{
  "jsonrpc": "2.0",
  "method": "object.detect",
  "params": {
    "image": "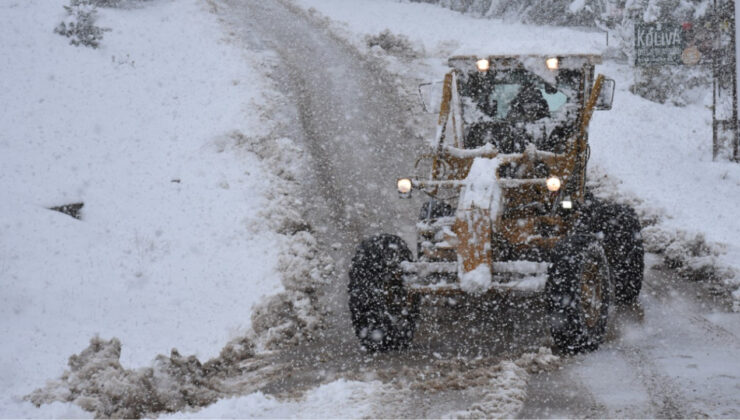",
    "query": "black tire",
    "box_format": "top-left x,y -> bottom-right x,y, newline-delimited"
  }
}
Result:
546,234 -> 612,354
348,234 -> 418,352
587,201 -> 644,303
